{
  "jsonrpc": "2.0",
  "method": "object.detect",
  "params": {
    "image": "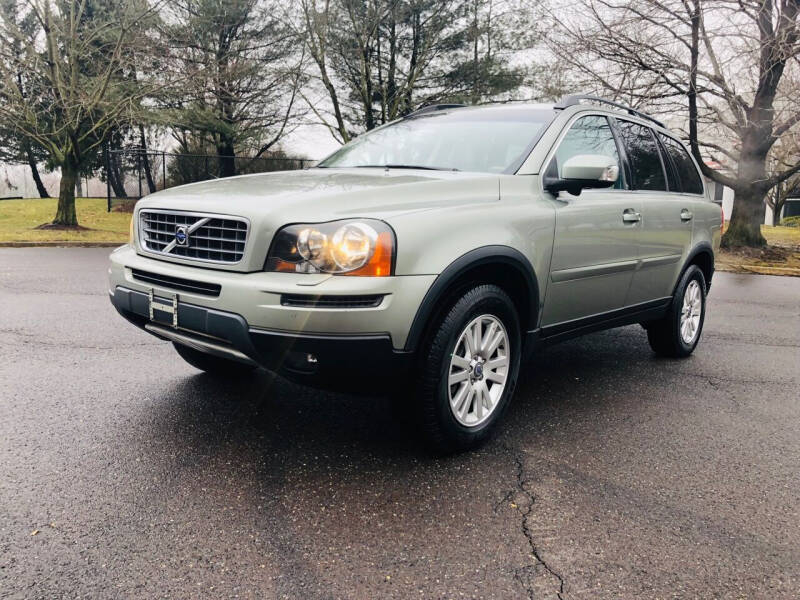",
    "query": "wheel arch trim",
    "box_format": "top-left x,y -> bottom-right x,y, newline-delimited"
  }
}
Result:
403,245 -> 539,352
680,242 -> 715,293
